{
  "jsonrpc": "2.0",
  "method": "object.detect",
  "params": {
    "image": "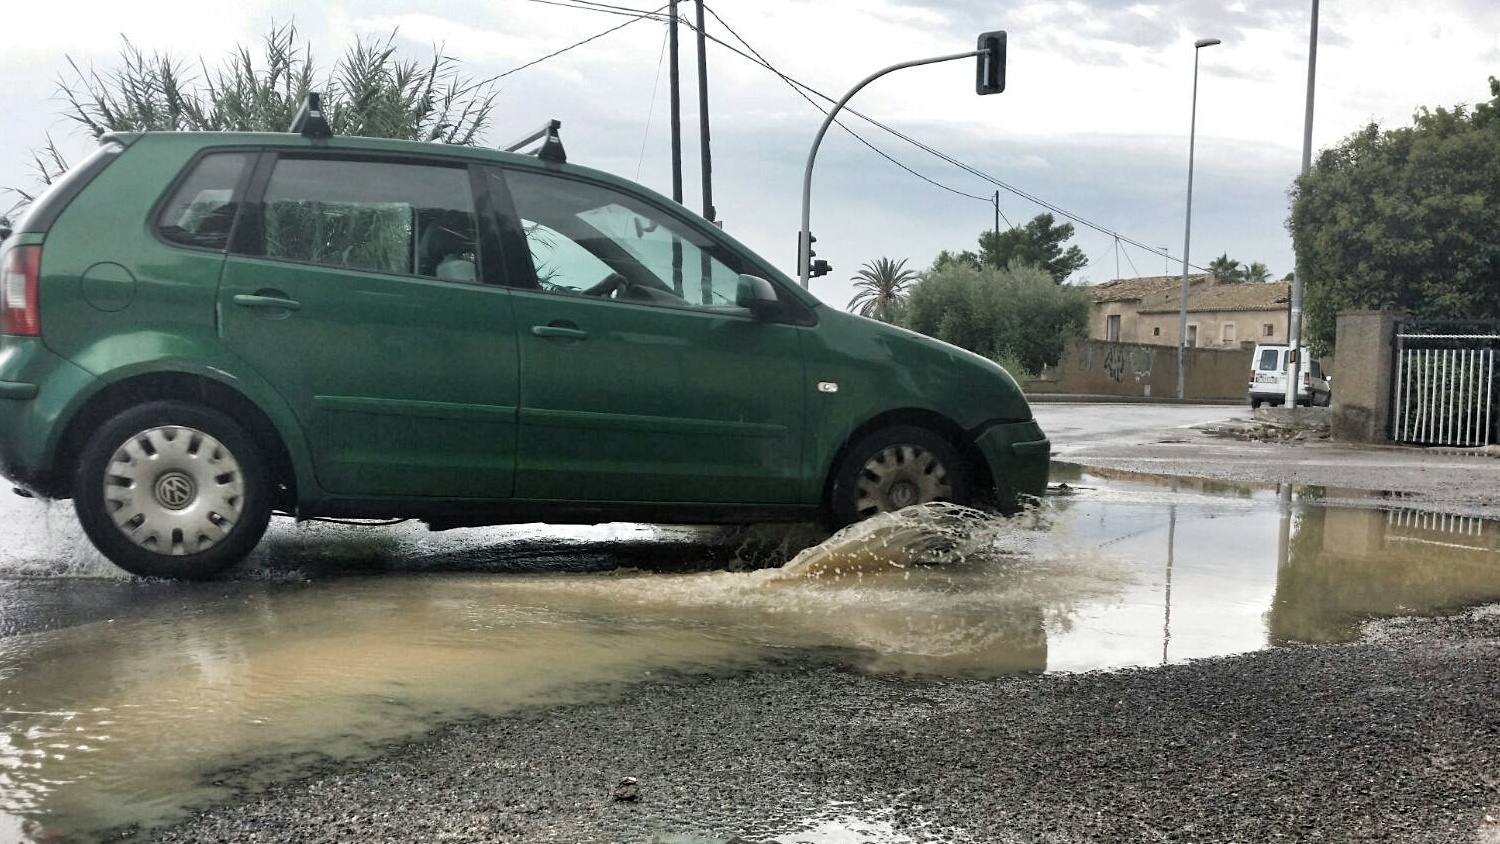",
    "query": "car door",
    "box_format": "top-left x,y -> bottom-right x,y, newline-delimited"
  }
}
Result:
217,152 -> 520,499
488,166 -> 807,505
